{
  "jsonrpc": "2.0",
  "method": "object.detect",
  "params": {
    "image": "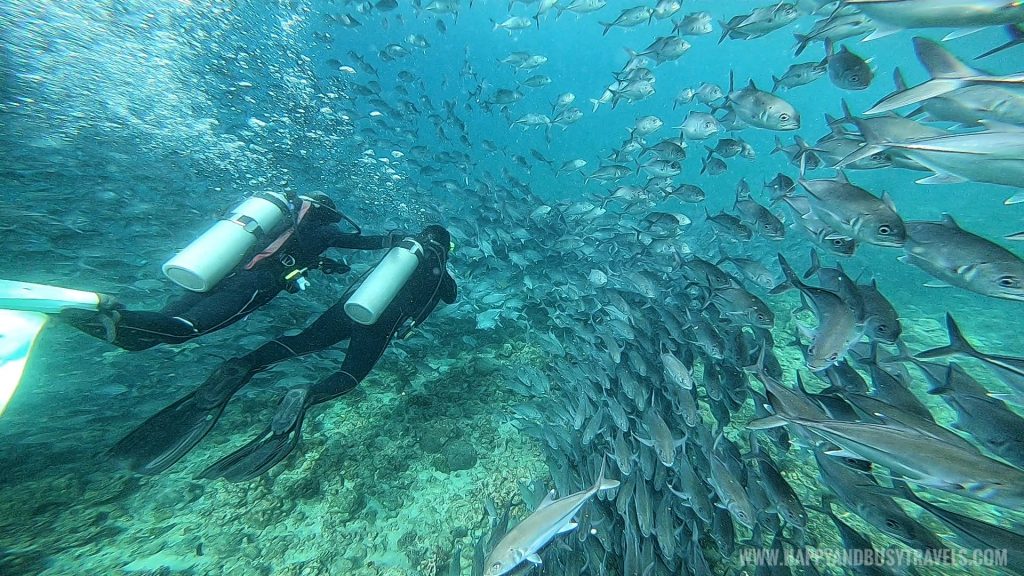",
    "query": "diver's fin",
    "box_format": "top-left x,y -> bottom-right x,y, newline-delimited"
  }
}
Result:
198,387 -> 310,482
0,310 -> 49,416
108,358 -> 256,474
0,279 -> 102,314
